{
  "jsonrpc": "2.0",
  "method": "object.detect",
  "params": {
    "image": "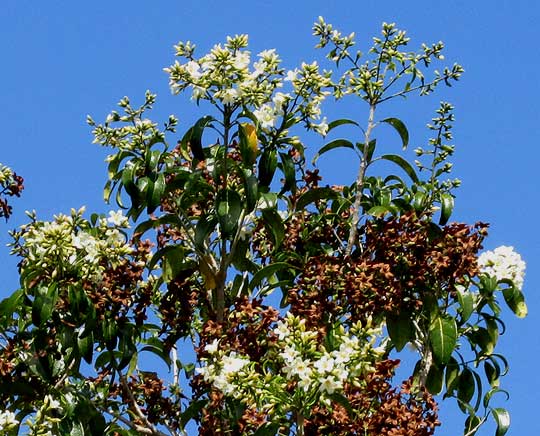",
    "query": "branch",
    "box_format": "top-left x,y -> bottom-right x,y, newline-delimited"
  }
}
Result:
345,103 -> 376,256
119,374 -> 169,436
